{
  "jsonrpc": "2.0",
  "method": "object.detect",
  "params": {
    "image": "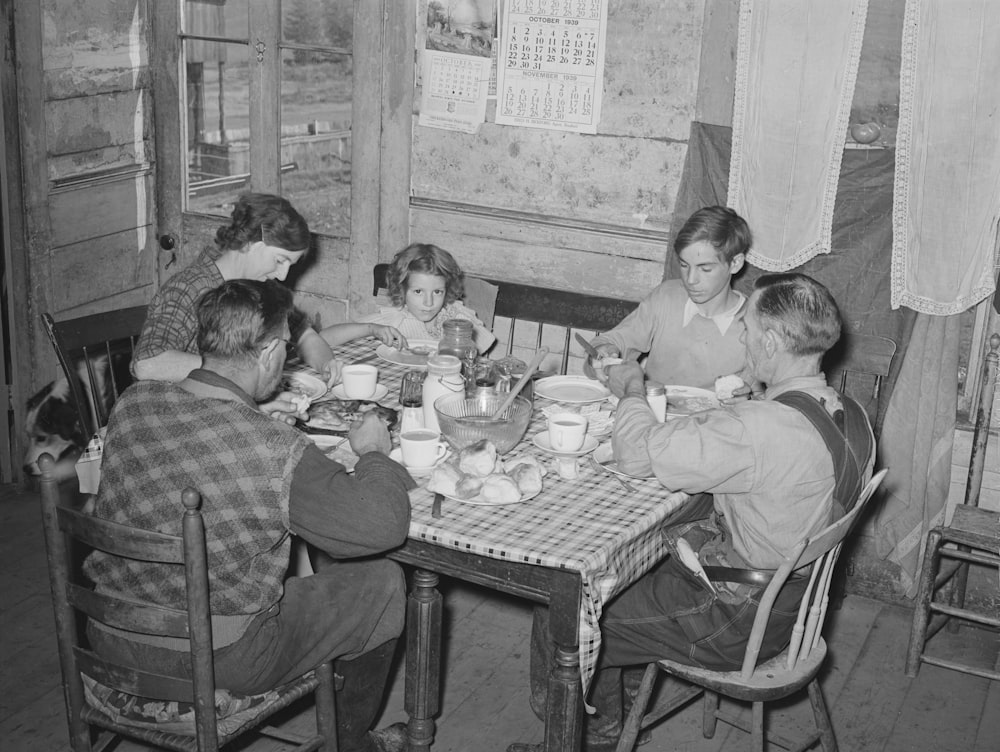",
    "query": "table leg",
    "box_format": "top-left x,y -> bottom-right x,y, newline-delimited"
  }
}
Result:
404,568 -> 442,752
543,643 -> 583,752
